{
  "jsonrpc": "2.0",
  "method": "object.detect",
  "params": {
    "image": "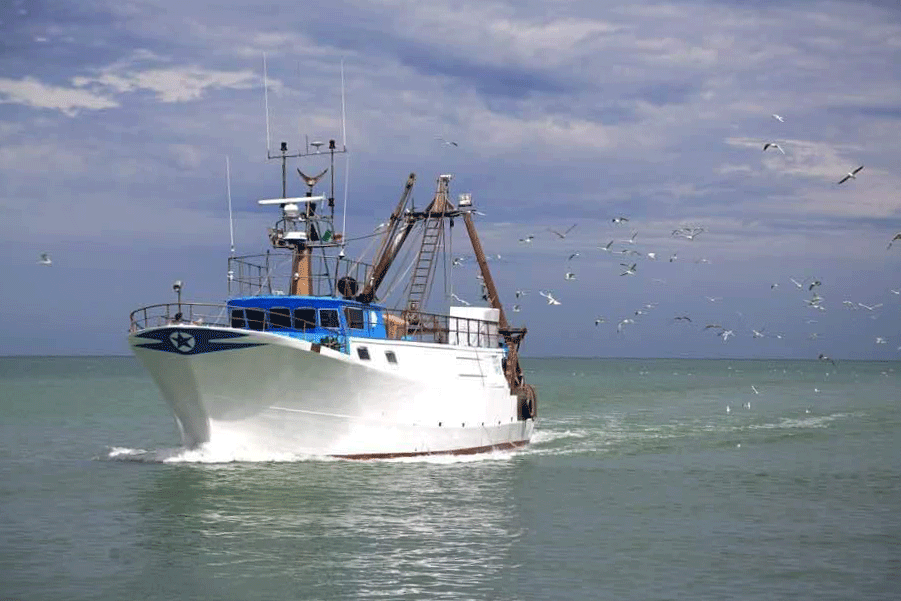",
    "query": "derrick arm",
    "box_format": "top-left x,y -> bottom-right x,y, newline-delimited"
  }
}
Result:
462,211 -> 530,398
357,173 -> 416,303
462,212 -> 507,329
